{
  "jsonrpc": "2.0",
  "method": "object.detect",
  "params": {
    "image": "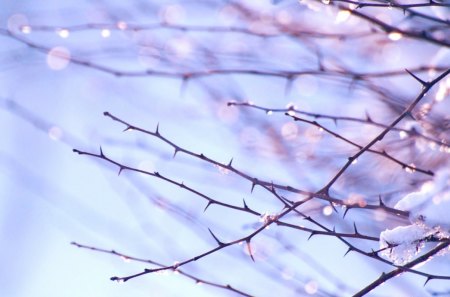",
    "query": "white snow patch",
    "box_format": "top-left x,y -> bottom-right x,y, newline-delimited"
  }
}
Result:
380,168 -> 450,265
